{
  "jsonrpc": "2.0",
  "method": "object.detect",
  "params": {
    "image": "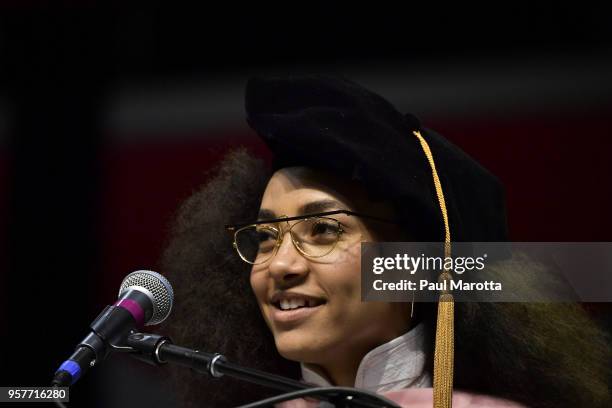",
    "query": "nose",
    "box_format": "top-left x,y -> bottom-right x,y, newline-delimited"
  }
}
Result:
268,230 -> 309,285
